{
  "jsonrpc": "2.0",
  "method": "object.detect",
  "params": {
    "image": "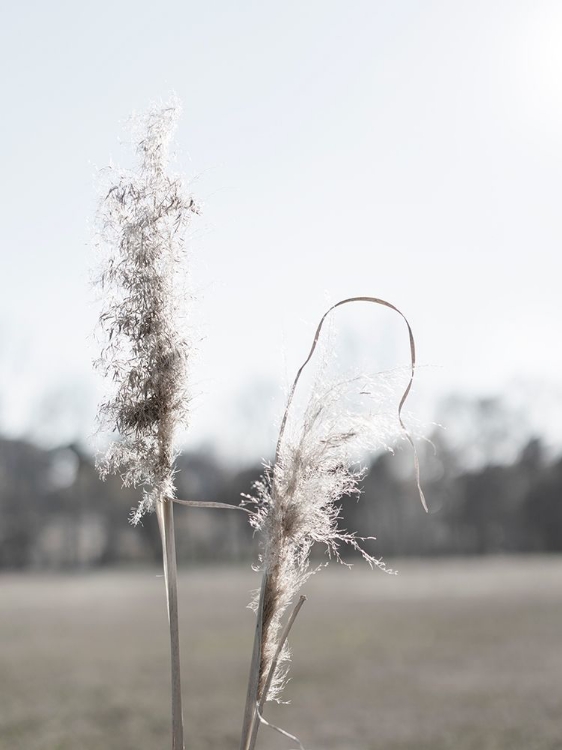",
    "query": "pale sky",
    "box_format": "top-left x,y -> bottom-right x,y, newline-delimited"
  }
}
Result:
1,0 -> 561,461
